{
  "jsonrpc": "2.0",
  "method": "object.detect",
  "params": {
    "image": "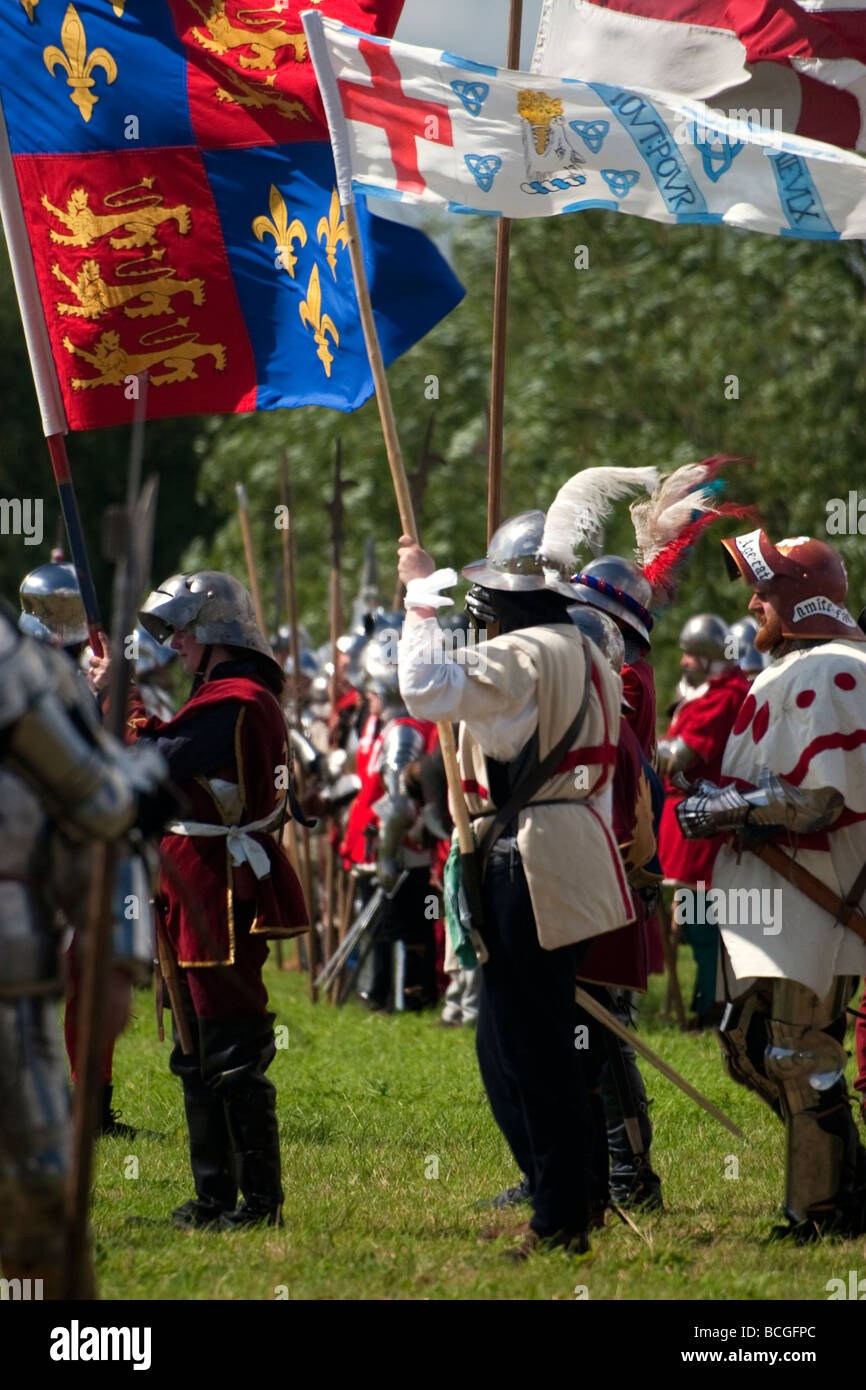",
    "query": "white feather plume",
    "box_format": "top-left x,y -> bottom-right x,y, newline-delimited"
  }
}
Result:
631,461 -> 724,567
540,466 -> 660,575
